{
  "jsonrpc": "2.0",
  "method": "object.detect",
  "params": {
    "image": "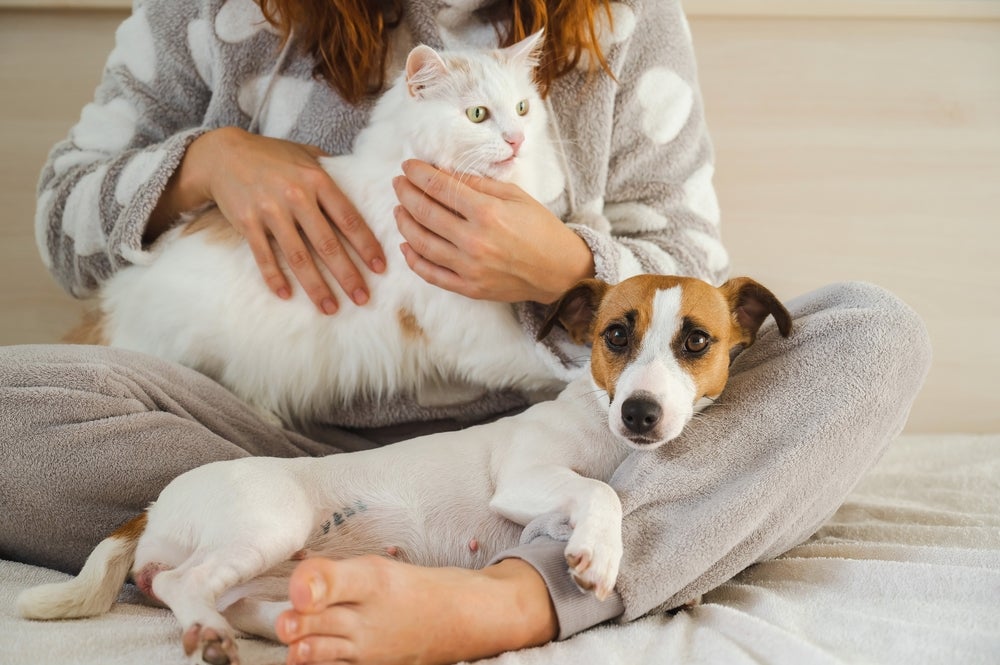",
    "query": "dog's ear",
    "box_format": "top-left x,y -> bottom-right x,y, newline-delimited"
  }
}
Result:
719,277 -> 792,348
538,279 -> 610,344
